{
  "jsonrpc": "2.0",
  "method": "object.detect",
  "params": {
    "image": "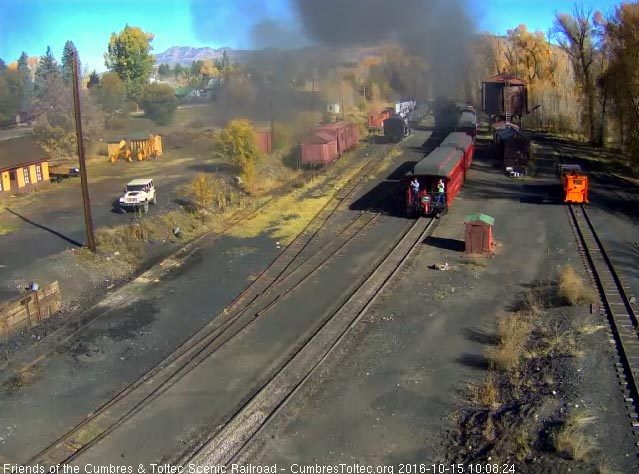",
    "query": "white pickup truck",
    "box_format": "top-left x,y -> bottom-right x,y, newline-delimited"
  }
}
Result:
118,178 -> 157,212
